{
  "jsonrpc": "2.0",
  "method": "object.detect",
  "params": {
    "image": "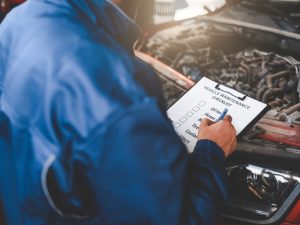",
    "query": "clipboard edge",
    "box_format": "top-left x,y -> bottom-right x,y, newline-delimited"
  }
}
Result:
237,104 -> 272,140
